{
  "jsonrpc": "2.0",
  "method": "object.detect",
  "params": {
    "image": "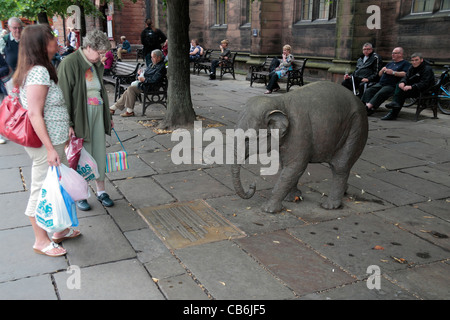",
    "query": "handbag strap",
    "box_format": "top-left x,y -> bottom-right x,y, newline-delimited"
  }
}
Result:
112,128 -> 126,151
